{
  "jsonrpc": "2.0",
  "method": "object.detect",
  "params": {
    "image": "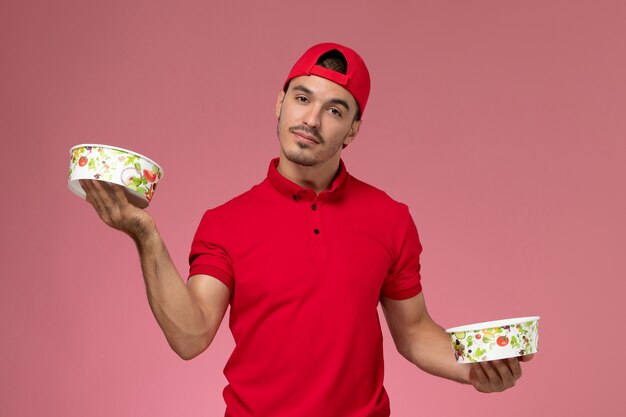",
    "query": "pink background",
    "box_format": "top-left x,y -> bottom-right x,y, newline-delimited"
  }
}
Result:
1,1 -> 624,416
